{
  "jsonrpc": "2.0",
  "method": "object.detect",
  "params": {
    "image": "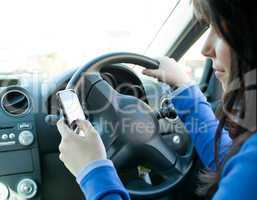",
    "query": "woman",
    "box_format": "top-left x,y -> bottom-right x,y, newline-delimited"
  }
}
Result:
57,0 -> 257,199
